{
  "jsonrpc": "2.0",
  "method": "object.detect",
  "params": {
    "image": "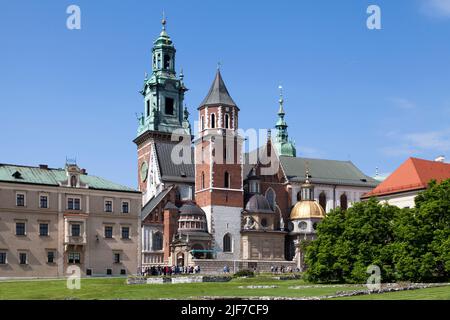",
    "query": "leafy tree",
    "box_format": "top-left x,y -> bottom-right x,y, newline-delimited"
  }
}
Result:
305,198 -> 399,283
392,179 -> 450,281
305,179 -> 450,283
